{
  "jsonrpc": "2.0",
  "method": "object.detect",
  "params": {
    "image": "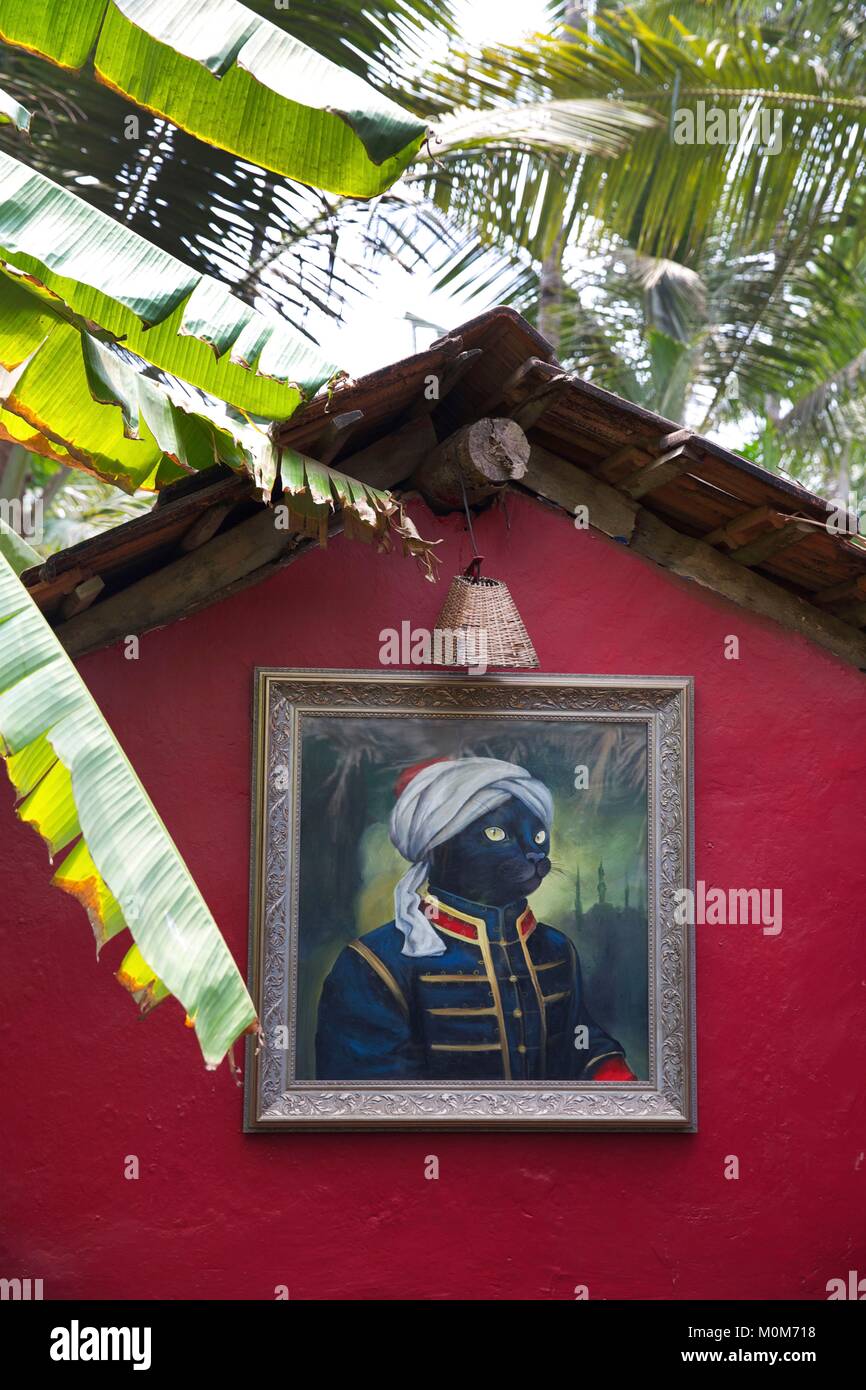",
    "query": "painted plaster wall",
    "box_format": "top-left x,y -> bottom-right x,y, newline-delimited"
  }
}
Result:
1,493 -> 864,1300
